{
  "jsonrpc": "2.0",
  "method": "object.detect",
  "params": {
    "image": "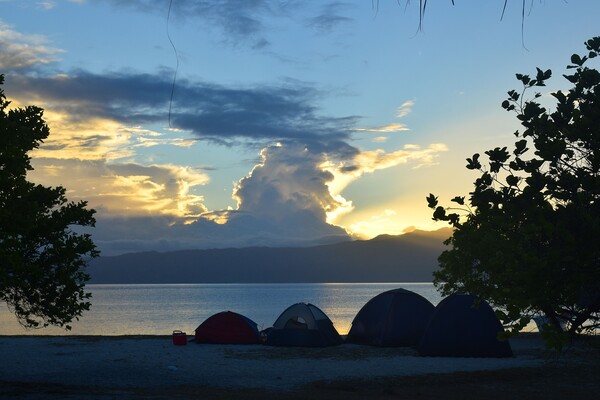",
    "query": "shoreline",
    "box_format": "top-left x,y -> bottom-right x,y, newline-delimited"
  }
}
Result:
2,333 -> 598,399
